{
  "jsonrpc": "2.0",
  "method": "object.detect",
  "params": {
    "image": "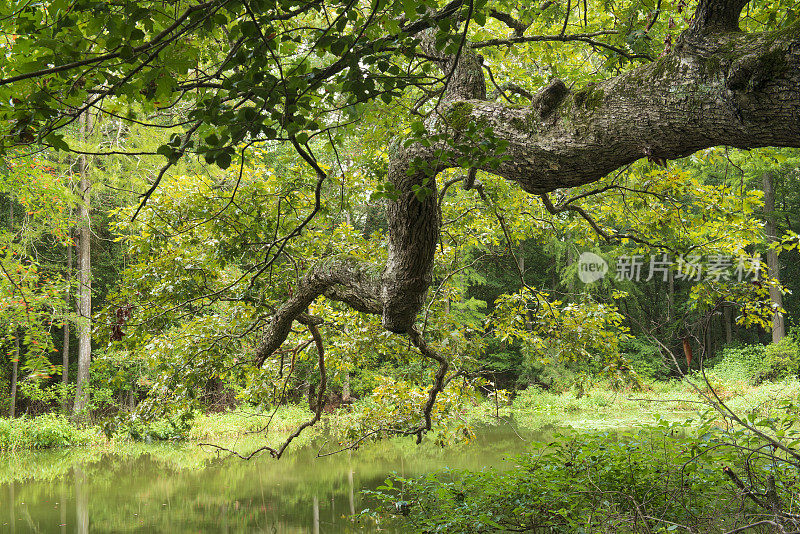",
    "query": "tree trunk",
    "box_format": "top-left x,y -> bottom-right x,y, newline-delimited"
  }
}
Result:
342,371 -> 351,402
8,200 -> 17,418
62,228 -> 72,405
73,111 -> 92,418
9,336 -> 18,418
762,171 -> 785,343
